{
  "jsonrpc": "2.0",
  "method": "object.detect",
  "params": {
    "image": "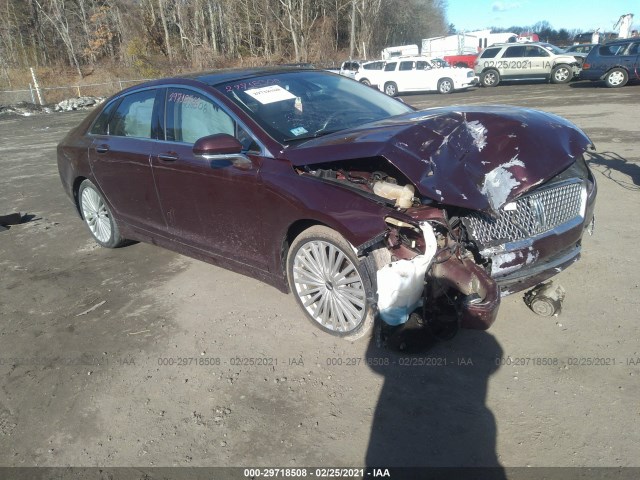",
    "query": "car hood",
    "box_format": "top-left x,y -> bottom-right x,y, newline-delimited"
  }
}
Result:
283,106 -> 593,214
